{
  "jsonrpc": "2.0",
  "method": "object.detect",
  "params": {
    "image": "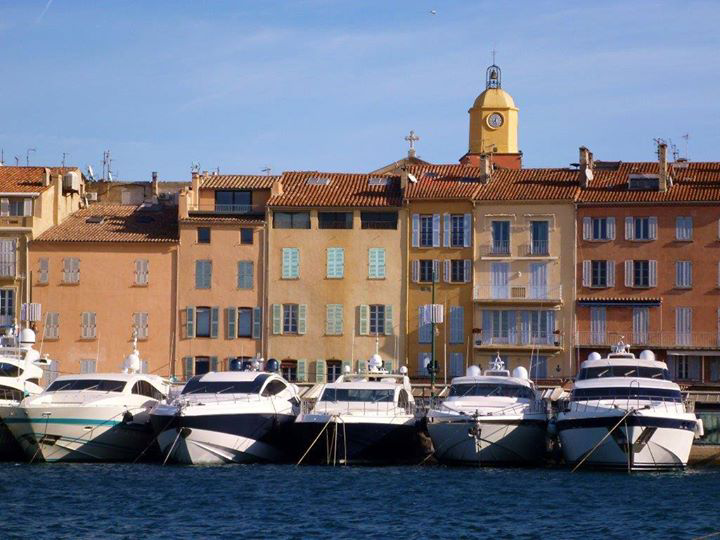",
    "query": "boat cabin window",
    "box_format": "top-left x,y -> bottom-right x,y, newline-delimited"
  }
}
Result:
577,366 -> 670,380
181,375 -> 269,395
398,389 -> 409,409
572,387 -> 682,402
0,384 -> 24,401
449,383 -> 535,400
0,363 -> 21,377
319,388 -> 394,402
131,380 -> 165,400
46,379 -> 127,393
261,379 -> 288,397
